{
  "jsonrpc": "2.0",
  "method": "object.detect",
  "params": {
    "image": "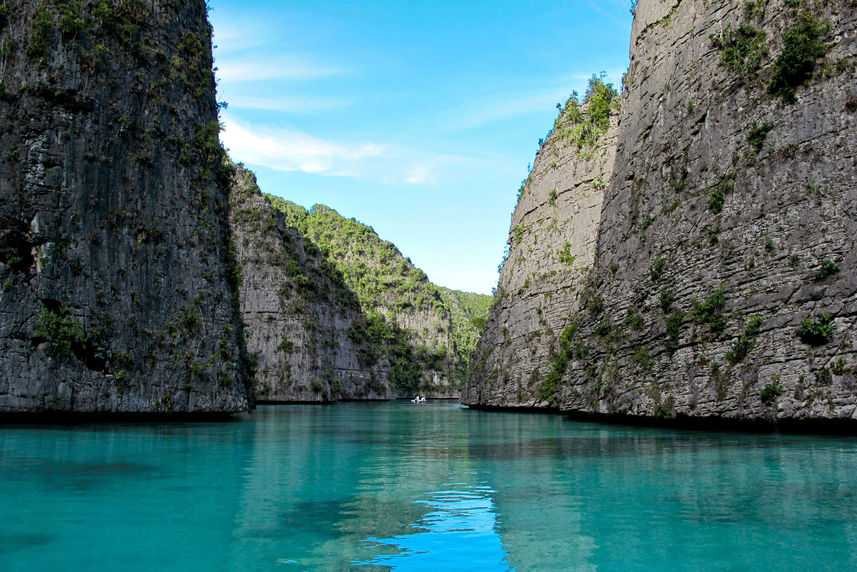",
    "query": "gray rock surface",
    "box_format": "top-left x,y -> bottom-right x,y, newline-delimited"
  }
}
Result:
463,98 -> 619,408
465,0 -> 857,426
0,0 -> 252,414
263,196 -> 469,399
230,166 -> 392,402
